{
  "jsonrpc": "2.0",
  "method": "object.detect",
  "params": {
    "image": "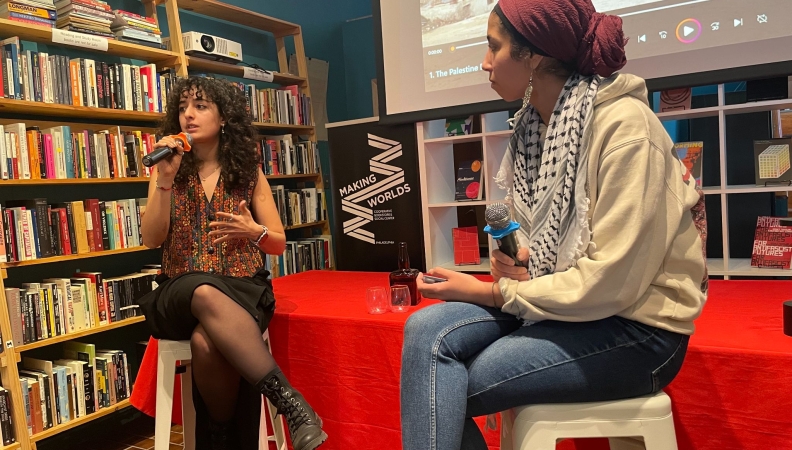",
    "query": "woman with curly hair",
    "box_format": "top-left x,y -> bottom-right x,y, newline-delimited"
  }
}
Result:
132,76 -> 327,450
